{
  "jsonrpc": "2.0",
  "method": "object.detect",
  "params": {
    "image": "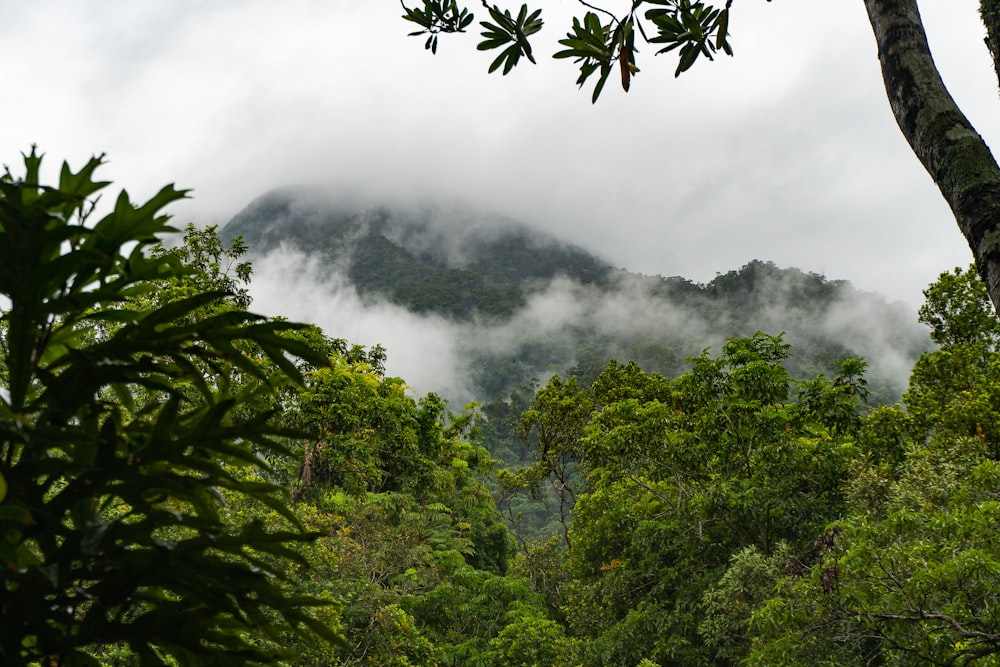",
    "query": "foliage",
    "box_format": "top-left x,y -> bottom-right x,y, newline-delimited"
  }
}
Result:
256,340 -> 544,666
399,0 -> 742,101
484,333 -> 868,665
0,149 -> 337,665
747,266 -> 1000,666
478,4 -> 543,75
919,265 -> 1000,349
749,436 -> 1000,666
149,222 -> 254,311
906,265 -> 1000,457
402,0 -> 475,54
496,374 -> 592,547
10,148 -> 993,666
